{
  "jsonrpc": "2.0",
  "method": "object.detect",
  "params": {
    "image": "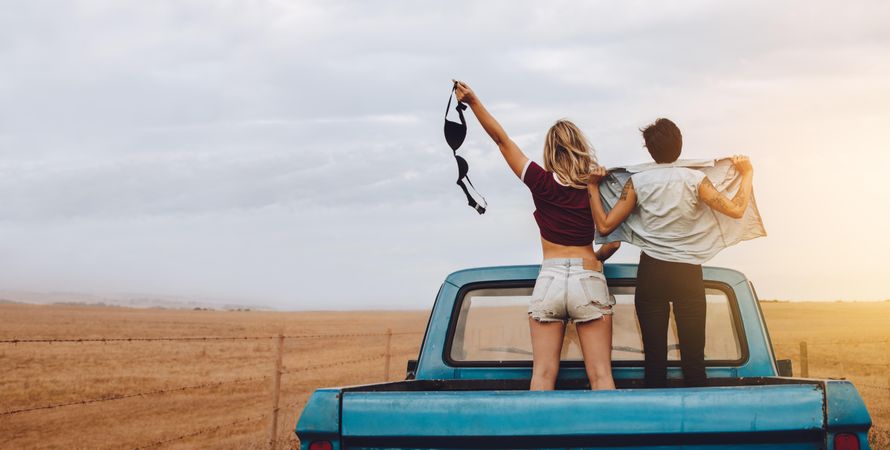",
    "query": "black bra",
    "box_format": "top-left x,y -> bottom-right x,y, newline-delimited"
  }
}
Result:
444,84 -> 487,214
